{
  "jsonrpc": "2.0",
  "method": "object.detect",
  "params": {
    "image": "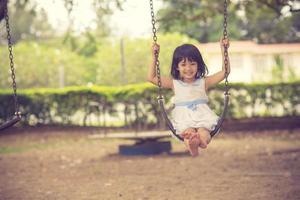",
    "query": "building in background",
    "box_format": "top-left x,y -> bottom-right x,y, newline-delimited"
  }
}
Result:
198,41 -> 300,83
